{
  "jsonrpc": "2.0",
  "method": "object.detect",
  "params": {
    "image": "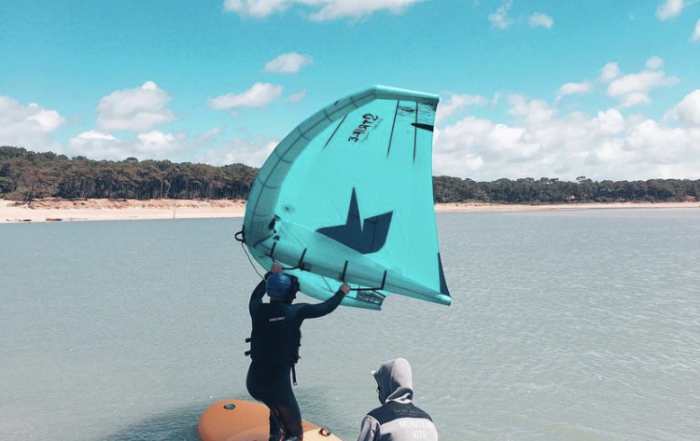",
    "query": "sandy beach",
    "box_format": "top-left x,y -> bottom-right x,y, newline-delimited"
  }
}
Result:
1,198 -> 698,224
435,201 -> 700,213
0,199 -> 246,223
